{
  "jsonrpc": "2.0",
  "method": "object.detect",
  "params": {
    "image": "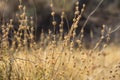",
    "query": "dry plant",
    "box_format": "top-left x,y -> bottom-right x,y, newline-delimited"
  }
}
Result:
0,0 -> 120,80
